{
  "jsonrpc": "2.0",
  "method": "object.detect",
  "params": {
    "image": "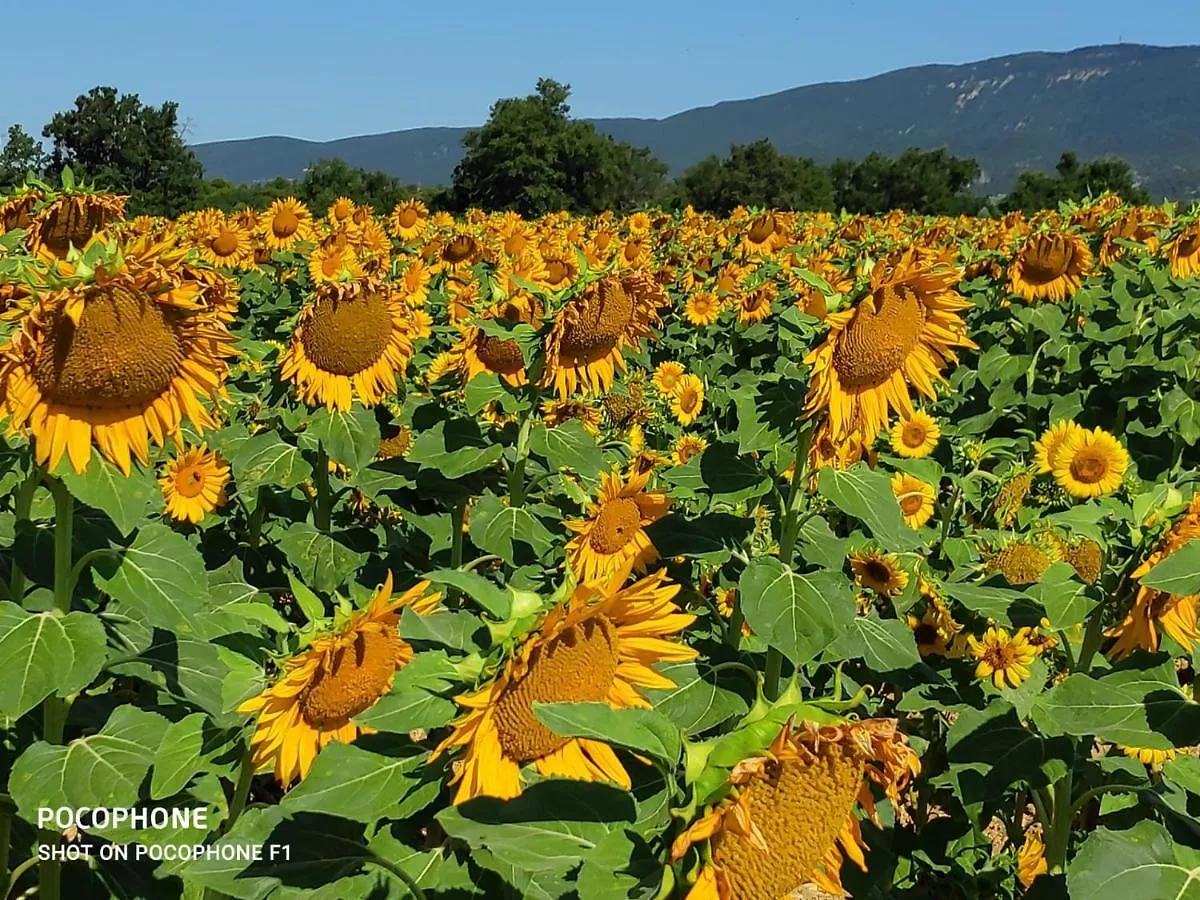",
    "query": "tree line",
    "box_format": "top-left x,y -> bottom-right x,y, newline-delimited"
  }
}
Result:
0,80 -> 1151,218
